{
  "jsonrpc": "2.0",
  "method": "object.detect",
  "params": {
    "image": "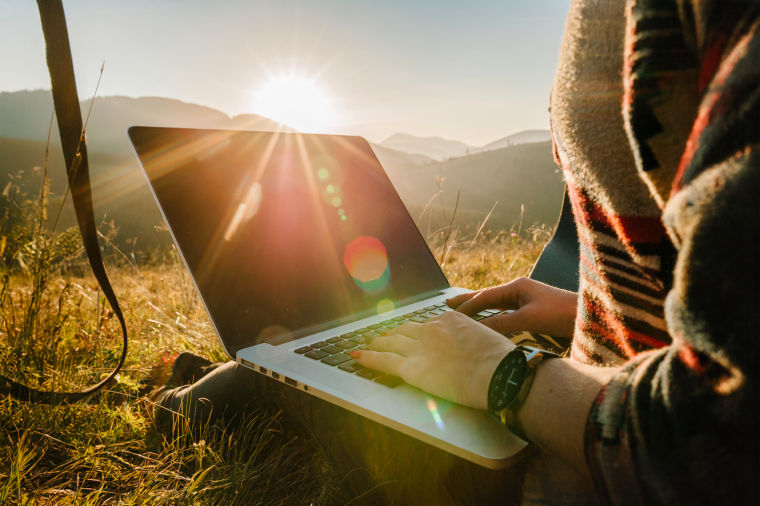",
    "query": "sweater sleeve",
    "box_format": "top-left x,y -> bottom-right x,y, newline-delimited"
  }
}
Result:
584,30 -> 760,506
585,149 -> 759,505
584,7 -> 760,505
